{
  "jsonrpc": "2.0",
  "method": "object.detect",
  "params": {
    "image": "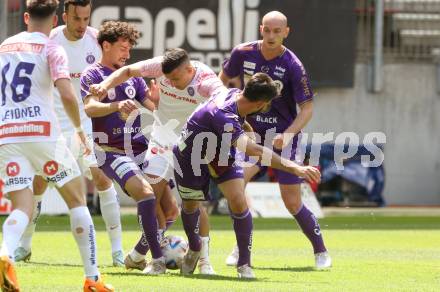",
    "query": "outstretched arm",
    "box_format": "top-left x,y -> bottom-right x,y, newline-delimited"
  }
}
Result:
235,134 -> 320,183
